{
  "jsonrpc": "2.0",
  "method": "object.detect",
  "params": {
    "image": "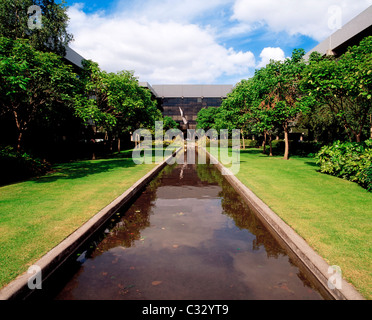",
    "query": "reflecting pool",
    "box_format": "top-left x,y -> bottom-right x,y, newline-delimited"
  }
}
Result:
55,153 -> 324,300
